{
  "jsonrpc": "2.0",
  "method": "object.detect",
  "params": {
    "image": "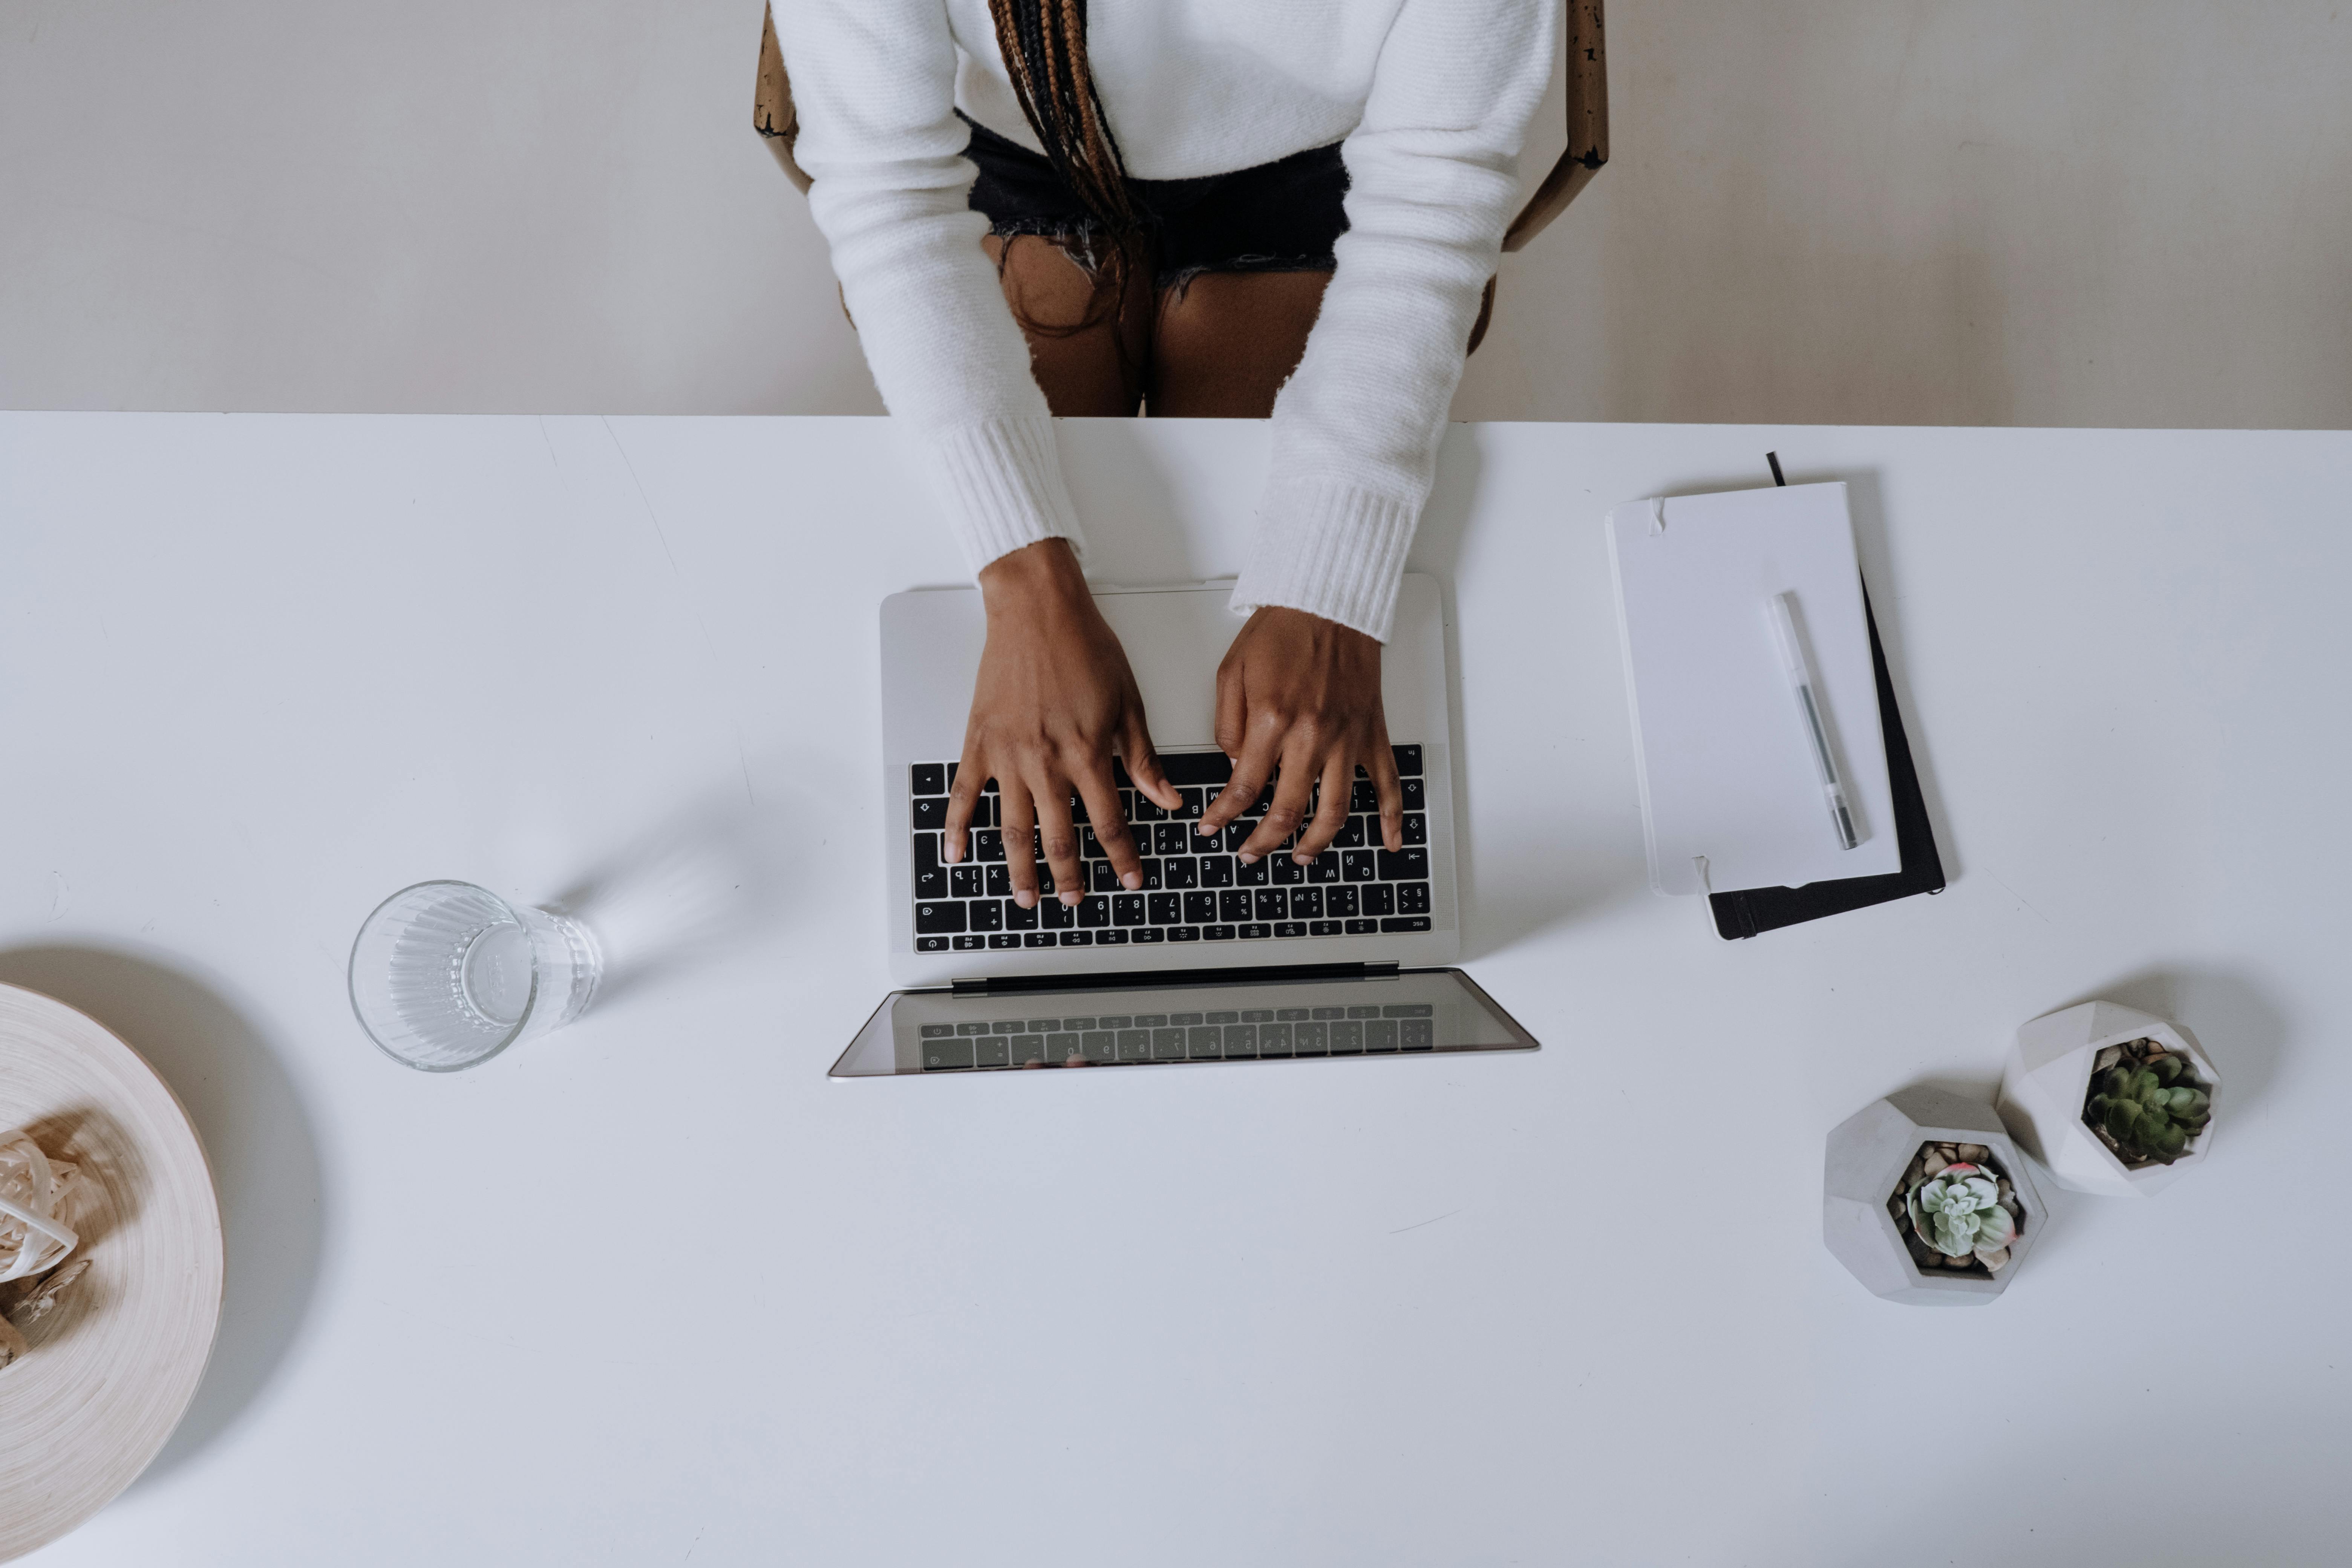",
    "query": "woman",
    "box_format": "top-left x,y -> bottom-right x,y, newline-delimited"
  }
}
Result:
776,0 -> 1553,912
